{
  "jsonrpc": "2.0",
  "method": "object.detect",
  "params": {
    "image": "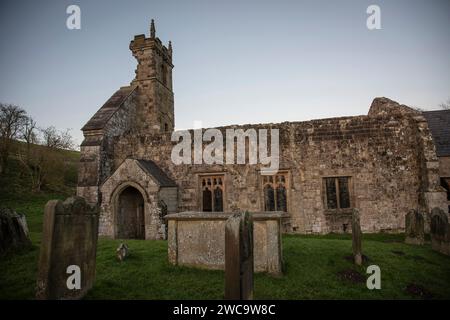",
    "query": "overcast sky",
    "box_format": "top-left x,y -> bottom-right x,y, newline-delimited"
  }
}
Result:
0,0 -> 449,146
